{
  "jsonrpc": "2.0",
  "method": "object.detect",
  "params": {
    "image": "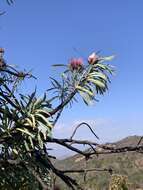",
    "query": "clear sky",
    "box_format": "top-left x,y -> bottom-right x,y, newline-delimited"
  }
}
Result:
0,0 -> 143,156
